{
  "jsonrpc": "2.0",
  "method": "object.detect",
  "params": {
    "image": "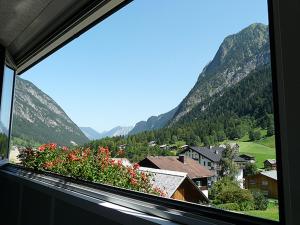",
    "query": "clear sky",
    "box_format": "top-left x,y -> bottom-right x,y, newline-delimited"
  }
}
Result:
20,0 -> 269,132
